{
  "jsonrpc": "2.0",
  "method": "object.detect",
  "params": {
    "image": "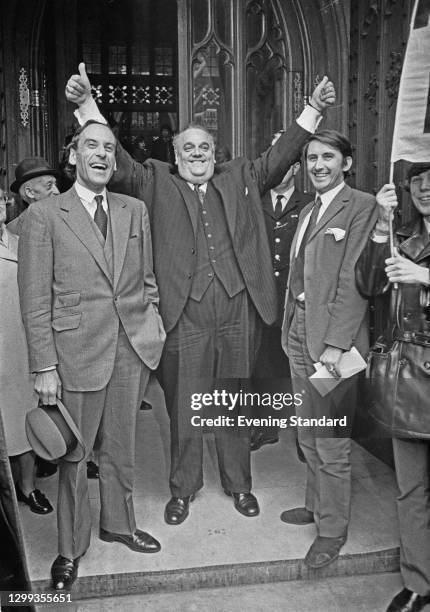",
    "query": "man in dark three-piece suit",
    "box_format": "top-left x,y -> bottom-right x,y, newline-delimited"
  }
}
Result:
18,121 -> 165,590
66,63 -> 335,526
